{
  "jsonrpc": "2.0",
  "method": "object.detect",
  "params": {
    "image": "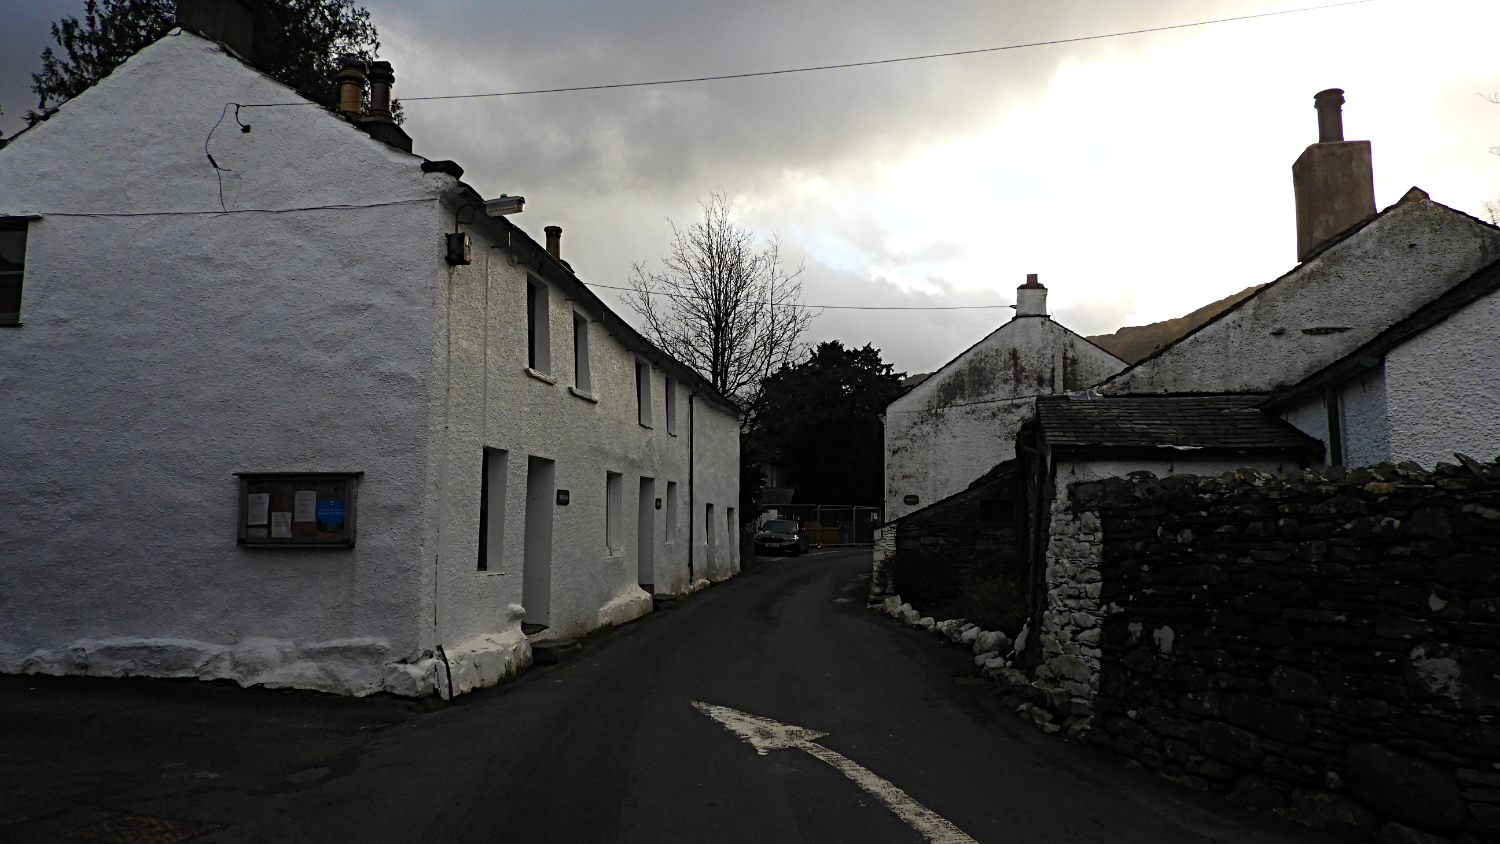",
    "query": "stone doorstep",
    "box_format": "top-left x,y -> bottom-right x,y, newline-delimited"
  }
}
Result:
530,639 -> 582,666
